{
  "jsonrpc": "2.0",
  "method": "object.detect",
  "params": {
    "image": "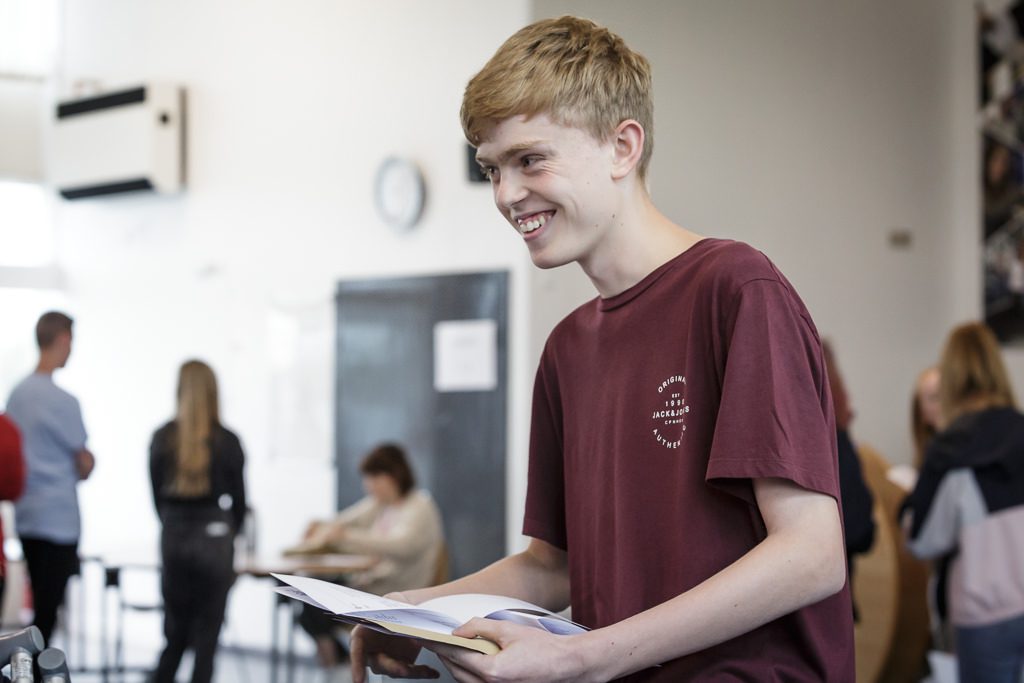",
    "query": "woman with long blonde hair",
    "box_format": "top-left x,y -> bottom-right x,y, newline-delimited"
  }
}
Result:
903,323 -> 1024,682
149,360 -> 247,683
